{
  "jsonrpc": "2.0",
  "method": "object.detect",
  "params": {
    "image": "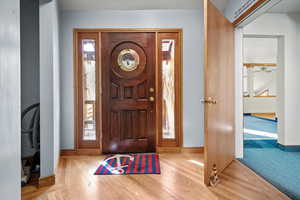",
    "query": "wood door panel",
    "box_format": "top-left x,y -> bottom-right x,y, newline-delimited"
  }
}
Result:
102,32 -> 156,153
204,0 -> 235,185
124,86 -> 134,99
110,83 -> 120,99
137,81 -> 147,98
121,110 -> 148,139
111,101 -> 150,111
